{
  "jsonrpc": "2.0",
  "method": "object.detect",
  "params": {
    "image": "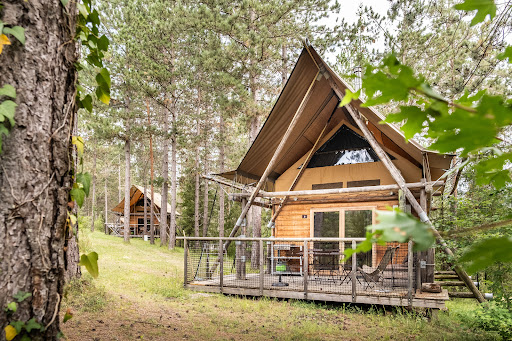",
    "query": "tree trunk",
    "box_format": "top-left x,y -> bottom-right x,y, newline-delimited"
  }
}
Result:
90,146 -> 97,231
168,110 -> 177,249
202,161 -> 209,237
249,69 -> 261,269
123,137 -> 131,243
0,0 -> 77,338
148,104 -> 155,245
160,101 -> 170,246
194,120 -> 200,239
143,163 -> 148,238
281,43 -> 288,87
104,177 -> 108,234
218,114 -> 225,238
118,154 -> 122,202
